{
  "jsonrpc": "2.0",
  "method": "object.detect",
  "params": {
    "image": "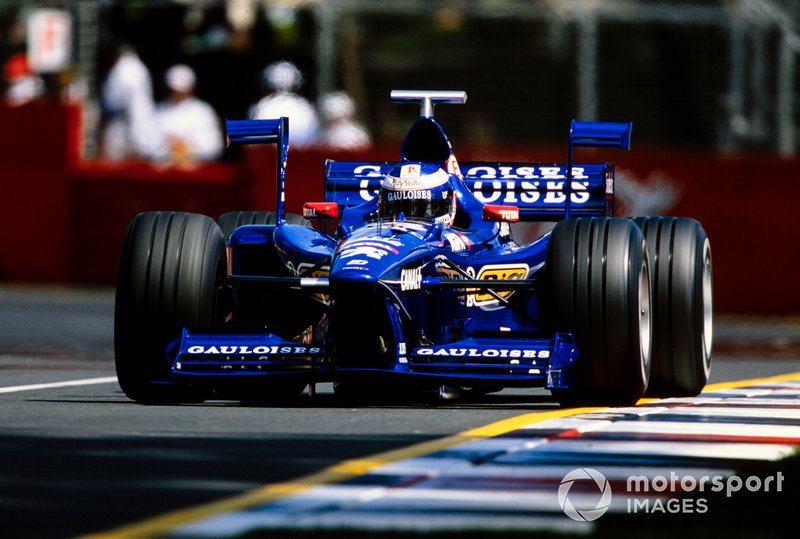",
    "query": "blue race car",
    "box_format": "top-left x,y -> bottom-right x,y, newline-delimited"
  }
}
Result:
115,90 -> 712,405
